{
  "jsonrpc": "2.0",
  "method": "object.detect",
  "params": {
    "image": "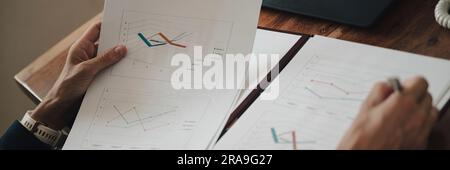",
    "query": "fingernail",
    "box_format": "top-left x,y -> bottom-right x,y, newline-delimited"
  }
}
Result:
114,45 -> 126,55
